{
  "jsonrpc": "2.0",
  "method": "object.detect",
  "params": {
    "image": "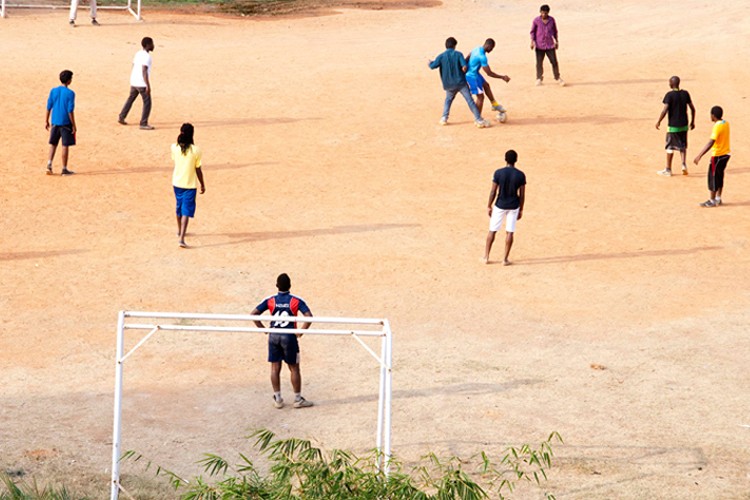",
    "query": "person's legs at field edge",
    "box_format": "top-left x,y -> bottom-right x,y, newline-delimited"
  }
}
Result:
503,231 -> 515,265
69,0 -> 97,23
458,86 -> 483,122
546,49 -> 561,81
441,87 -> 459,122
137,87 -> 152,127
535,49 -> 545,82
119,87 -> 140,123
